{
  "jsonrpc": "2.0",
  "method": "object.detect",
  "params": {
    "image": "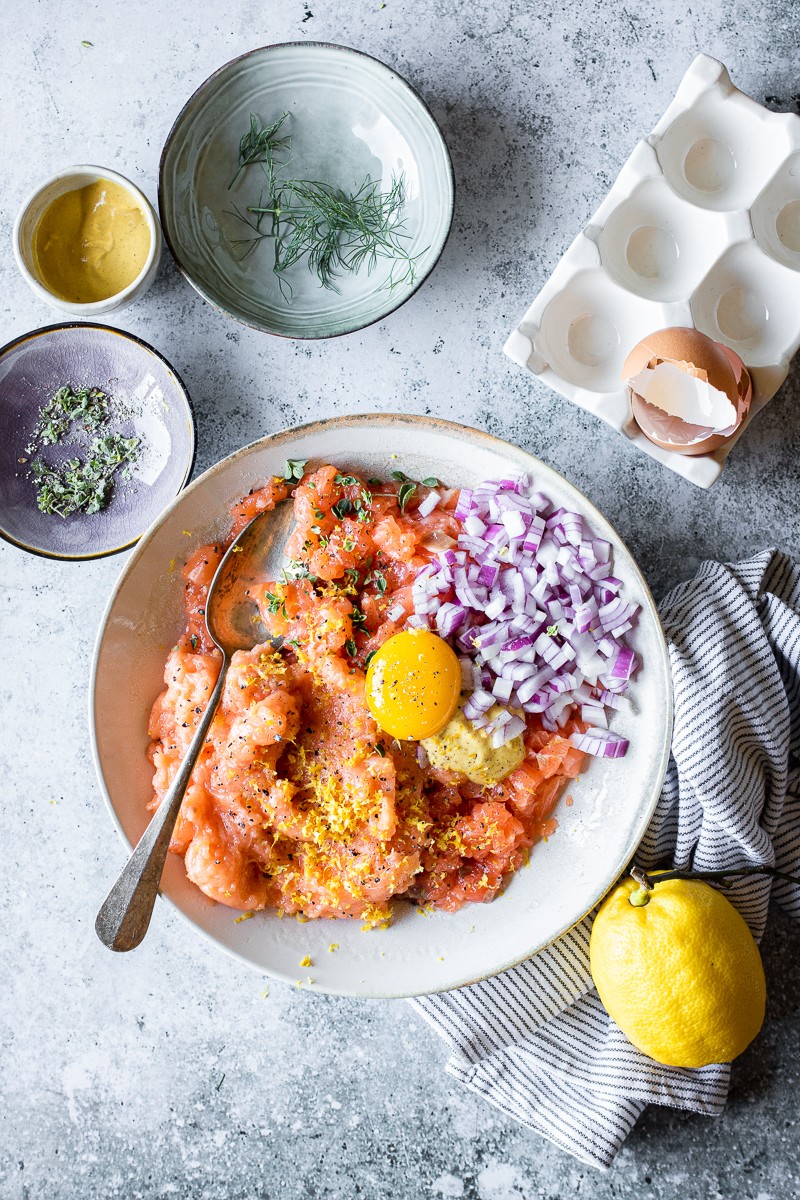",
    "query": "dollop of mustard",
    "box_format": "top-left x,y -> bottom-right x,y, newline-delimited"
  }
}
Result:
421,702 -> 525,785
33,178 -> 150,303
